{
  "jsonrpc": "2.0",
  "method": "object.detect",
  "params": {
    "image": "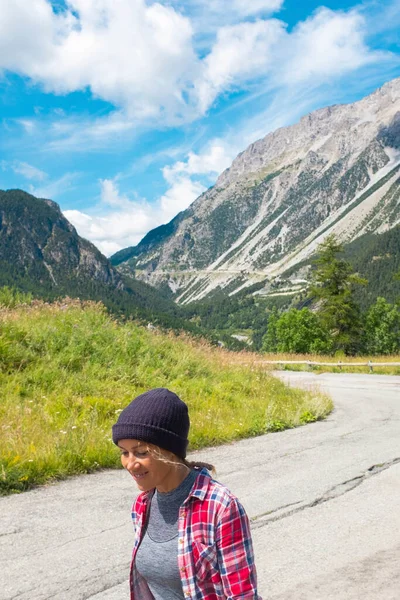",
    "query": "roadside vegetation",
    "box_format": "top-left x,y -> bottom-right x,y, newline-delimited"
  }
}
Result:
261,235 -> 400,357
0,295 -> 332,495
229,352 -> 400,375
